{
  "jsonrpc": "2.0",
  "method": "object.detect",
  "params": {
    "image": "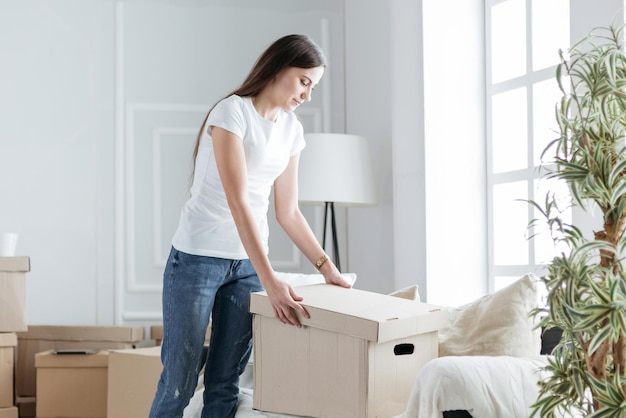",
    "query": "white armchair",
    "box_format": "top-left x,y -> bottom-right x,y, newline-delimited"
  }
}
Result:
396,274 -> 552,418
